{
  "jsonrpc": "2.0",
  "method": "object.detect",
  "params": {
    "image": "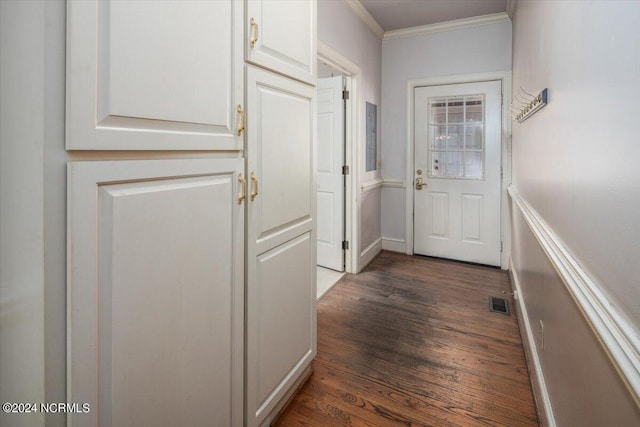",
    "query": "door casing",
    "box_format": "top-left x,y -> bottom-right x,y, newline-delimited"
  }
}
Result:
405,71 -> 512,269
